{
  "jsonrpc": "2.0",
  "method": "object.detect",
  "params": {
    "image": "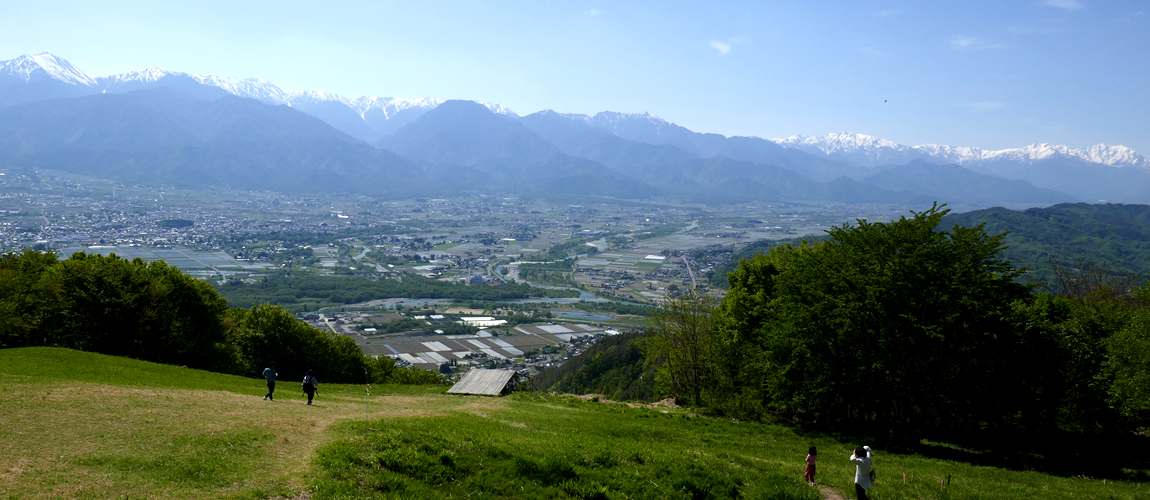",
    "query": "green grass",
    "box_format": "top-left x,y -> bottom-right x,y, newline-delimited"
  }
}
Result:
313,397 -> 818,500
3,347 -> 1150,499
75,428 -> 275,488
0,347 -> 258,393
0,347 -> 415,398
313,394 -> 1150,500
